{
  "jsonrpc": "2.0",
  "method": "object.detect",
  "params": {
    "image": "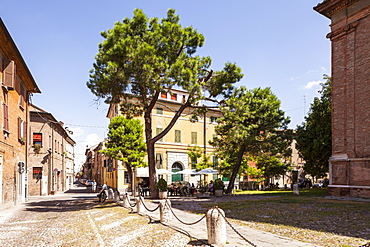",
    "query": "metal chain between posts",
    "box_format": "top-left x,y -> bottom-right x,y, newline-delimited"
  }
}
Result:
165,200 -> 206,225
214,207 -> 257,247
139,197 -> 160,212
125,193 -> 137,207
